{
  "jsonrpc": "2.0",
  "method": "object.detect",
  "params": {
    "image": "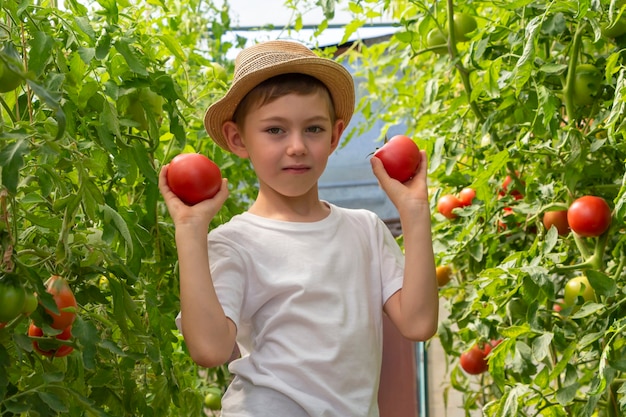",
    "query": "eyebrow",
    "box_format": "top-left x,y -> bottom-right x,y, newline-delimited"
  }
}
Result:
259,115 -> 331,124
